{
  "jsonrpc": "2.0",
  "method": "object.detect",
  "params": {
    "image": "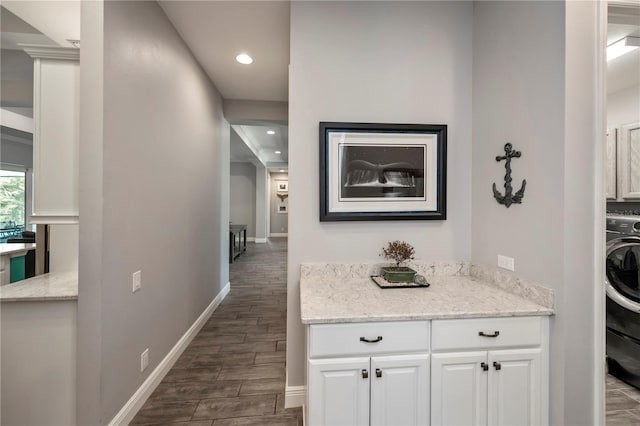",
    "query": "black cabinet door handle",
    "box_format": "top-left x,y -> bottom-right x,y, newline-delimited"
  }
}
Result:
362,369 -> 369,379
376,368 -> 382,378
493,361 -> 502,371
481,362 -> 489,371
478,331 -> 500,338
360,336 -> 383,343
